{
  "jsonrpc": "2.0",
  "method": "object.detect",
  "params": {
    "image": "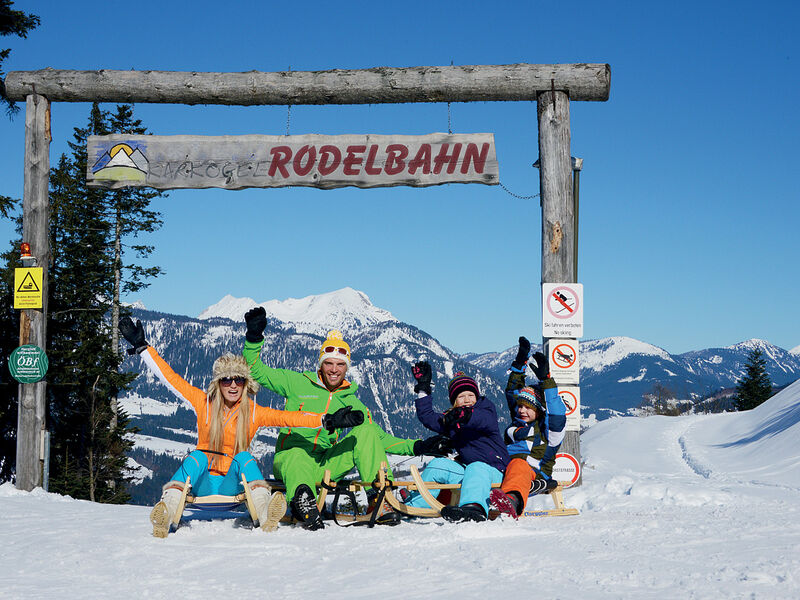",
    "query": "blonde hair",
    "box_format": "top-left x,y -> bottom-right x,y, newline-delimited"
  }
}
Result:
206,380 -> 252,469
204,353 -> 260,470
